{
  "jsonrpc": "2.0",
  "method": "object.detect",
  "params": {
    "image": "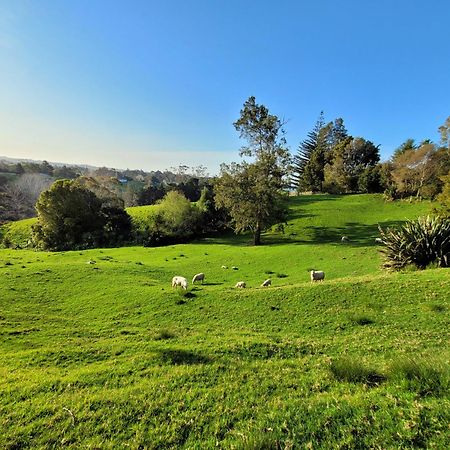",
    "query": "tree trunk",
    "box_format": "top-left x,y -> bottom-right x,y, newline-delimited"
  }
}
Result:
254,224 -> 261,245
